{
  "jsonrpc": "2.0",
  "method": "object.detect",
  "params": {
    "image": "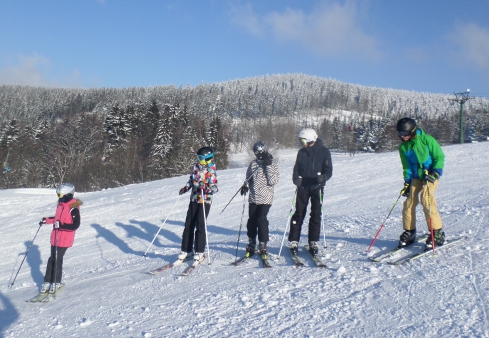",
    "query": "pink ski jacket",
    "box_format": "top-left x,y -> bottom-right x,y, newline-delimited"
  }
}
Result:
45,198 -> 82,248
